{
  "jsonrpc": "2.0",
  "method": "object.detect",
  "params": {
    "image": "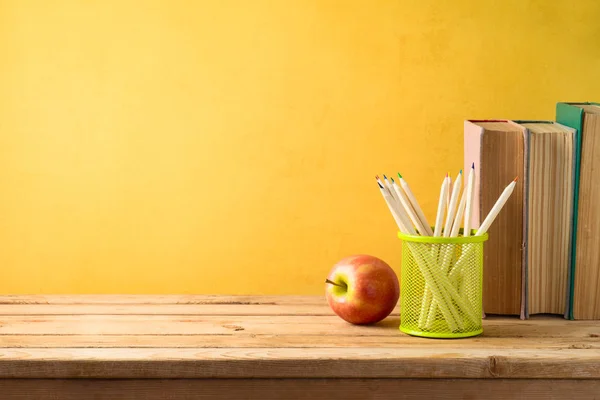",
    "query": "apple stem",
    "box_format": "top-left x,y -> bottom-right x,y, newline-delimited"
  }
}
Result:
325,279 -> 345,288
